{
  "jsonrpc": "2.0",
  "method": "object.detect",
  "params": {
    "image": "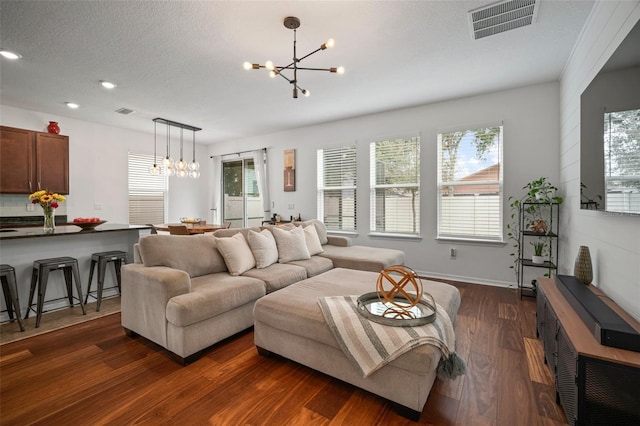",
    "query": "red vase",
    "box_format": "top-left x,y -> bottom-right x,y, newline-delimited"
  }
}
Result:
47,121 -> 60,134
